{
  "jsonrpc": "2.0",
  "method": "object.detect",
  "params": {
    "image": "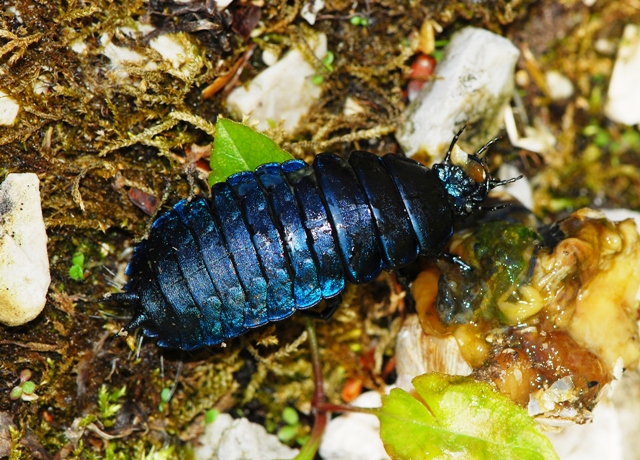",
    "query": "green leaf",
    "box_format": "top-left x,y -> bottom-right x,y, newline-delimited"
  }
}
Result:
204,409 -> 219,424
160,387 -> 172,403
109,385 -> 127,402
208,118 -> 294,186
277,424 -> 298,443
98,384 -> 126,422
72,251 -> 85,268
21,381 -> 36,395
9,386 -> 22,400
69,264 -> 84,281
282,406 -> 299,425
377,373 -> 559,460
